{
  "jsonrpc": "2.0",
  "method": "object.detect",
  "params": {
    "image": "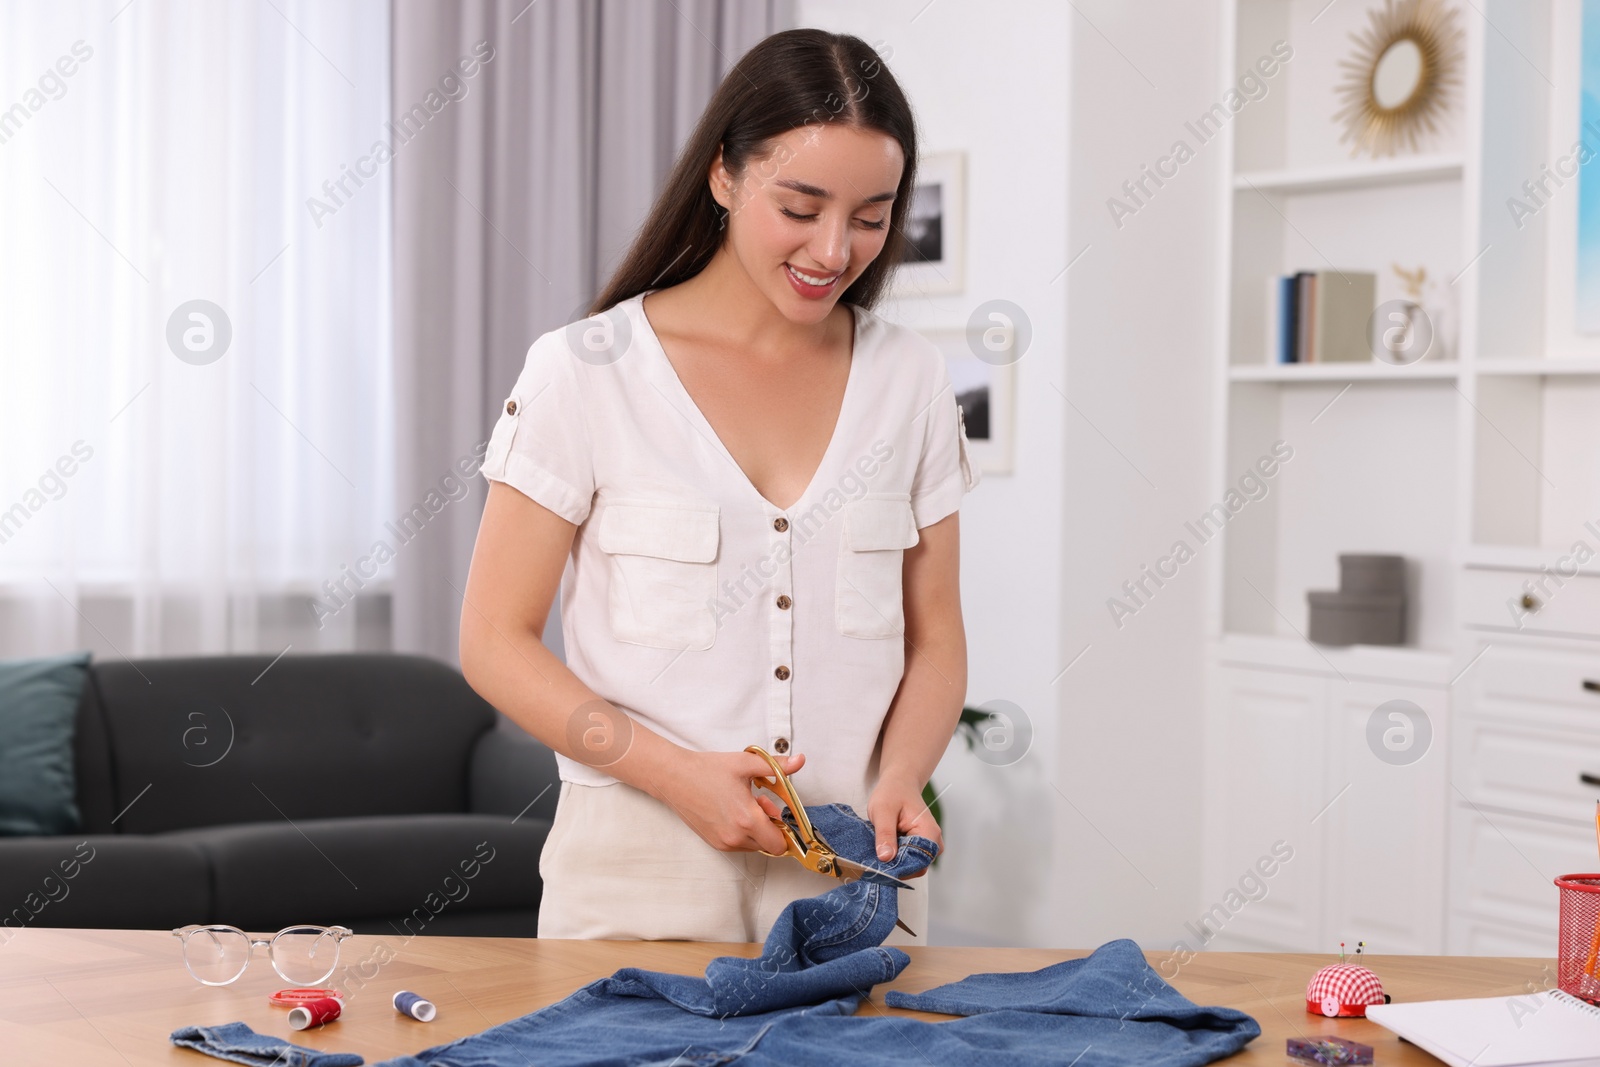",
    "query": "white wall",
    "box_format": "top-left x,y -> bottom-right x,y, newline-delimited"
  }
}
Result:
795,0 -> 1223,948
1056,0 -> 1223,950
